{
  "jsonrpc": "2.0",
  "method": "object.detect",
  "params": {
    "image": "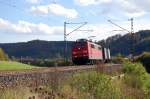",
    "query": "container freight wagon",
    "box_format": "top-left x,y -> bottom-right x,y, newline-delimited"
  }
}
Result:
72,39 -> 111,65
